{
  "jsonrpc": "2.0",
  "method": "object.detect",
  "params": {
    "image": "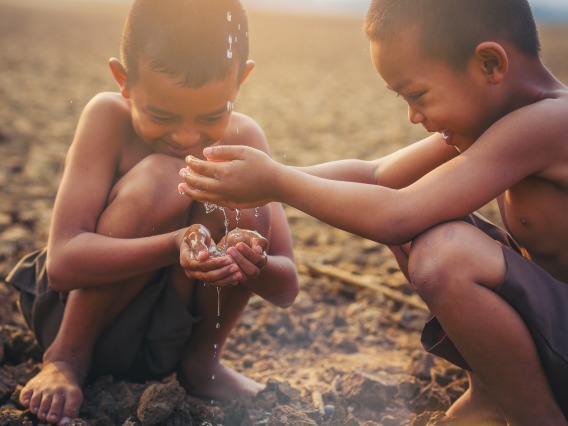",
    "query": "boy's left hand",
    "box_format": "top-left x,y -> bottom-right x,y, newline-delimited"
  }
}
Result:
221,229 -> 268,282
